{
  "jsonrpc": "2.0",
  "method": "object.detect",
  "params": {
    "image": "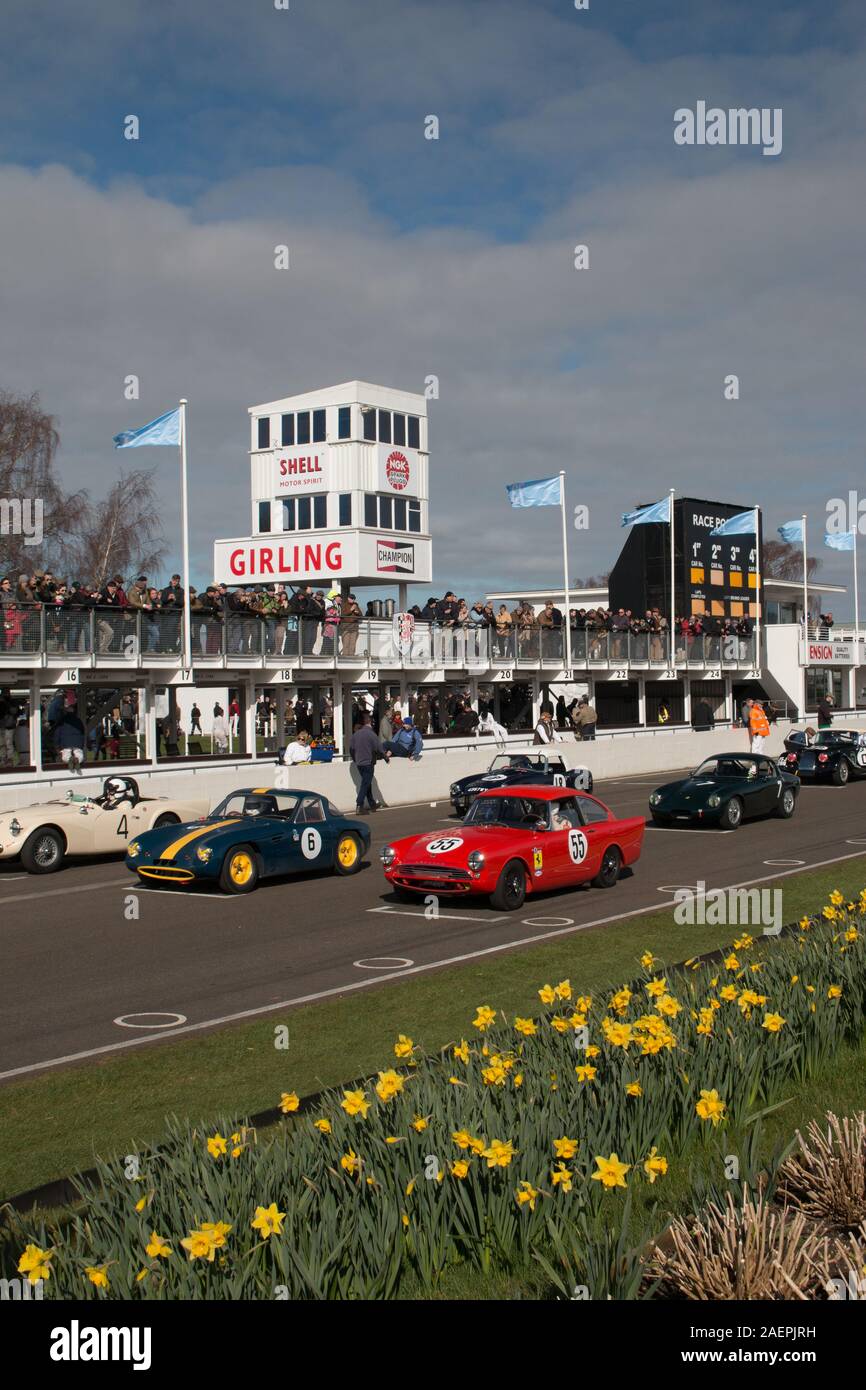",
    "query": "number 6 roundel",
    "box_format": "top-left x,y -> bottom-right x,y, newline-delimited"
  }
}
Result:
568,828 -> 588,864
